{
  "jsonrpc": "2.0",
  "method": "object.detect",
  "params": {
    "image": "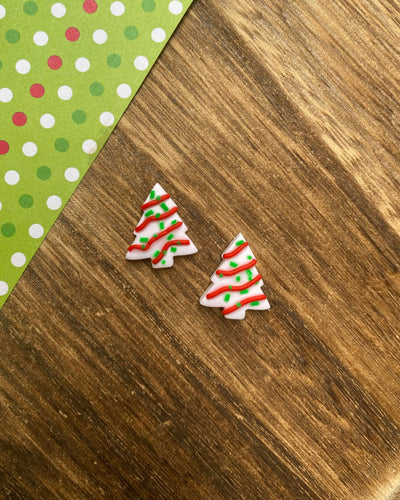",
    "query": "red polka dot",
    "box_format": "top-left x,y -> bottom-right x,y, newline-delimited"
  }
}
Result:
47,55 -> 63,70
12,112 -> 27,126
0,140 -> 9,155
65,27 -> 80,41
83,0 -> 97,13
30,83 -> 45,98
